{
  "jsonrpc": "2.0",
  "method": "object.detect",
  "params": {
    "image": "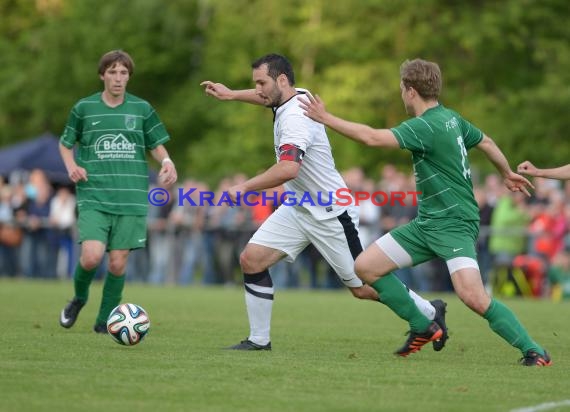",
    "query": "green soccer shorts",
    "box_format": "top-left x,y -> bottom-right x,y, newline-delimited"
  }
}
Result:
387,217 -> 479,265
78,209 -> 147,250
